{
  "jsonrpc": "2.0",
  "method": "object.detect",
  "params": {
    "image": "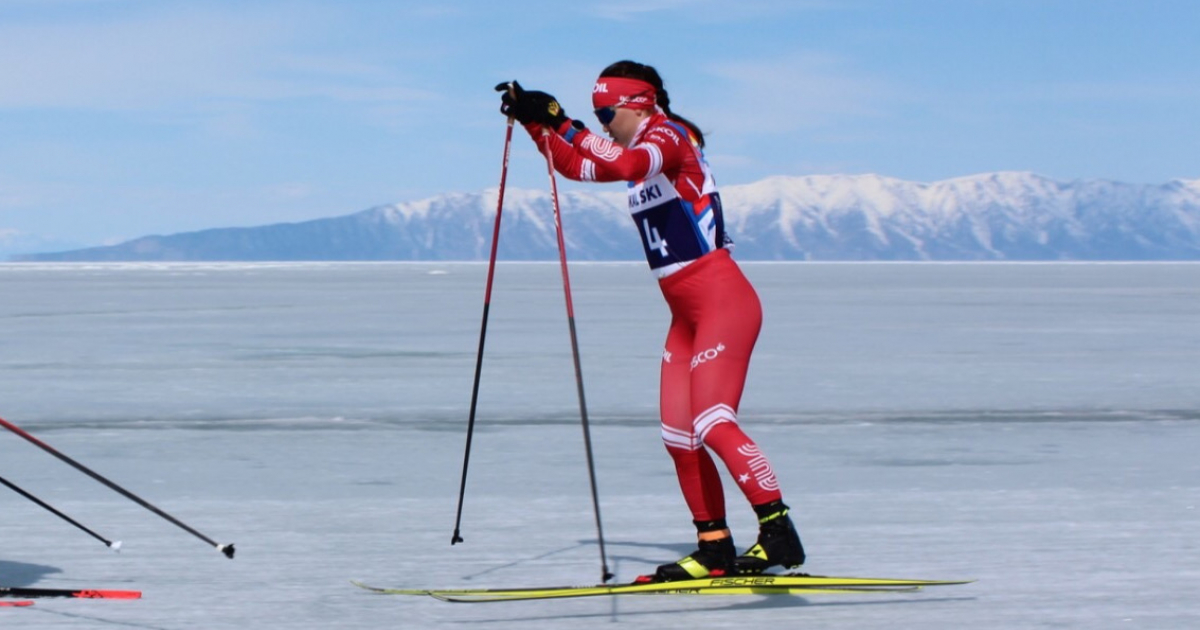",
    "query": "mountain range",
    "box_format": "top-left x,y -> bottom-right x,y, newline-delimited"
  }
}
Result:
13,172 -> 1200,262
